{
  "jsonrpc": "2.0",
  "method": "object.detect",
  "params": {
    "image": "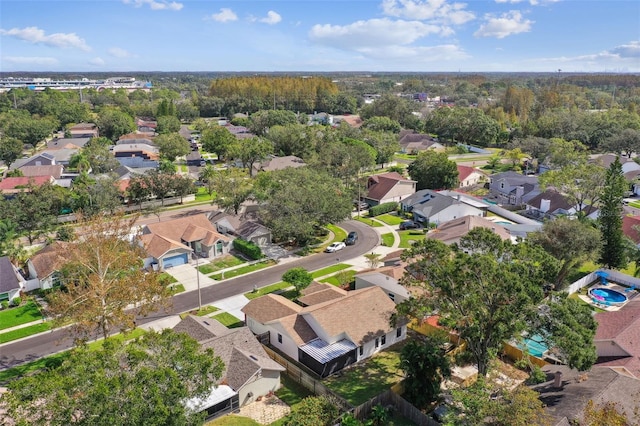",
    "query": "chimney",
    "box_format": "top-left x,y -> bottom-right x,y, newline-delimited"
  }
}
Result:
553,371 -> 563,389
